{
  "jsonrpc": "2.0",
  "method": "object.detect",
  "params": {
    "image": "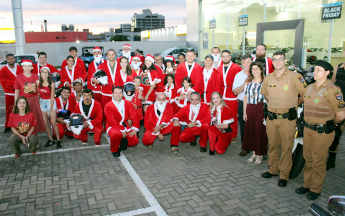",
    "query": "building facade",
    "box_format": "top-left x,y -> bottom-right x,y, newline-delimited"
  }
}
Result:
131,9 -> 165,31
